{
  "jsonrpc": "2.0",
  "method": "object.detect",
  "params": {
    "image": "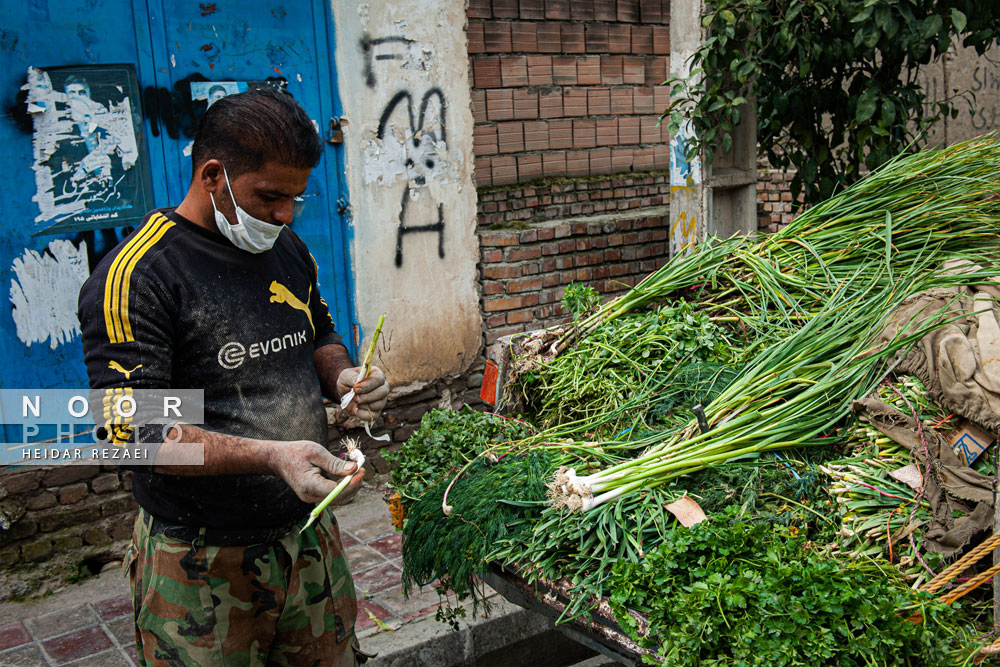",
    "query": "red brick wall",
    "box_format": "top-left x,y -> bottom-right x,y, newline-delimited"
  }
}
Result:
478,171 -> 669,226
480,210 -> 669,345
469,0 -> 671,188
757,167 -> 802,232
469,0 -> 672,344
